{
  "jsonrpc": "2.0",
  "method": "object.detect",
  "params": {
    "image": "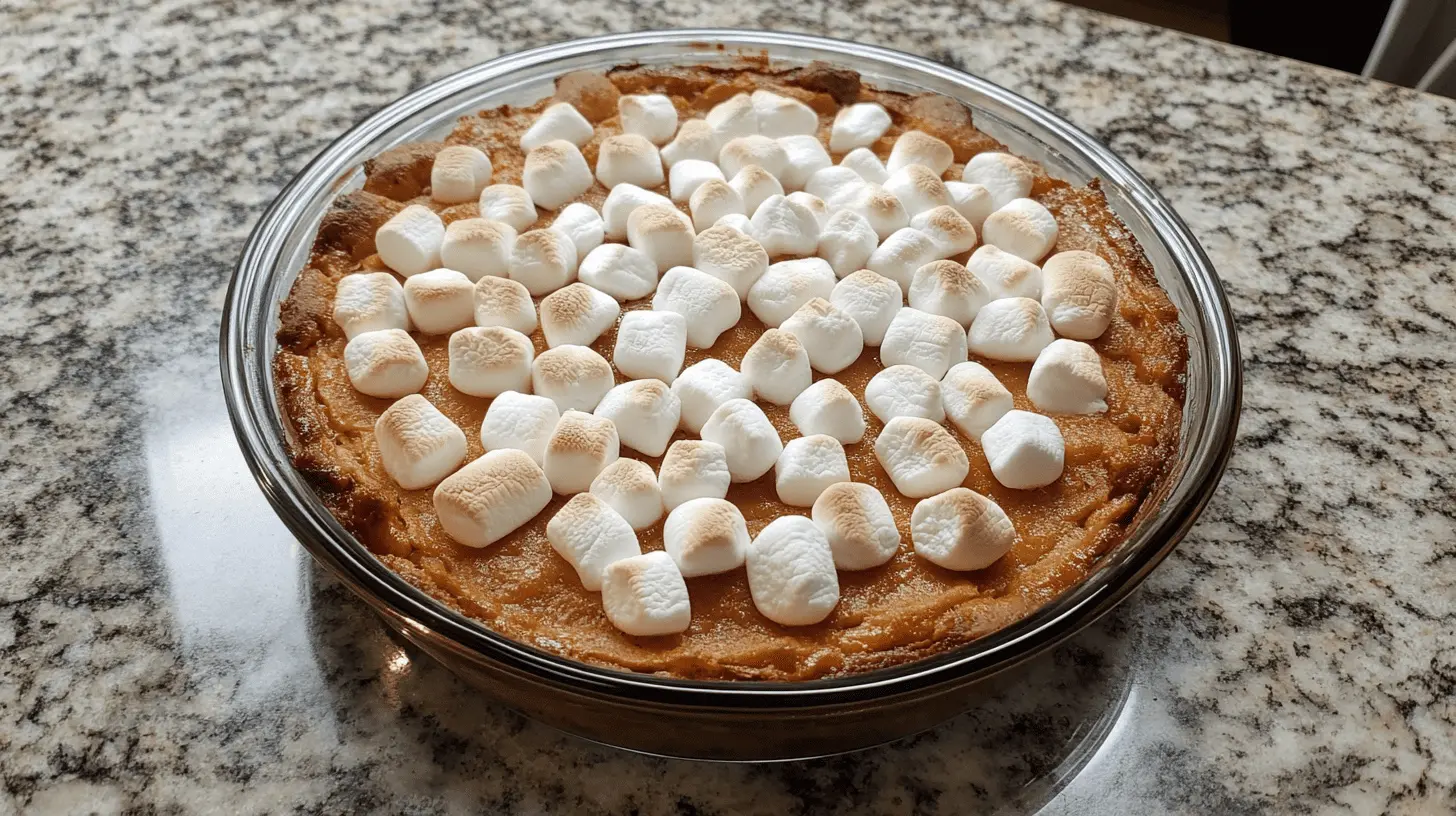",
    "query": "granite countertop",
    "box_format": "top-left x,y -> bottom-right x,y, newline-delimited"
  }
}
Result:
4,0 -> 1454,812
